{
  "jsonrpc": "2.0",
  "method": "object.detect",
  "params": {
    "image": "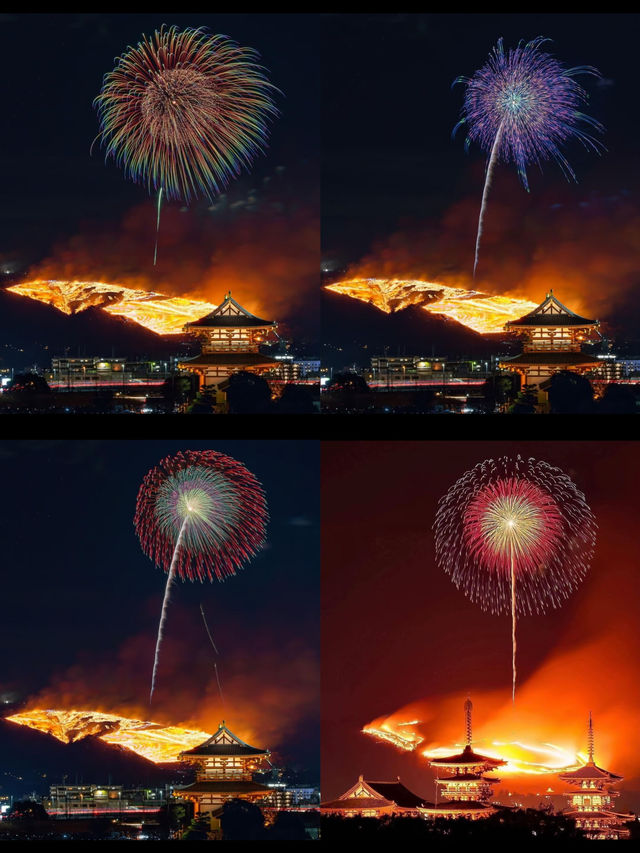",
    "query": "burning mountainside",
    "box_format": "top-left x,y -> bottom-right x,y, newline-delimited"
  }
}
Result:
6,709 -> 210,764
6,280 -> 216,336
363,718 -> 584,778
325,278 -> 537,335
